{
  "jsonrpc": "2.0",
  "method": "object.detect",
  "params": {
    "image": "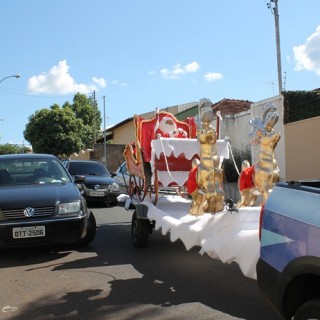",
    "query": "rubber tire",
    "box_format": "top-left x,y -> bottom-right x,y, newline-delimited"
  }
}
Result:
78,211 -> 97,246
131,212 -> 150,248
104,200 -> 118,207
294,298 -> 320,320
